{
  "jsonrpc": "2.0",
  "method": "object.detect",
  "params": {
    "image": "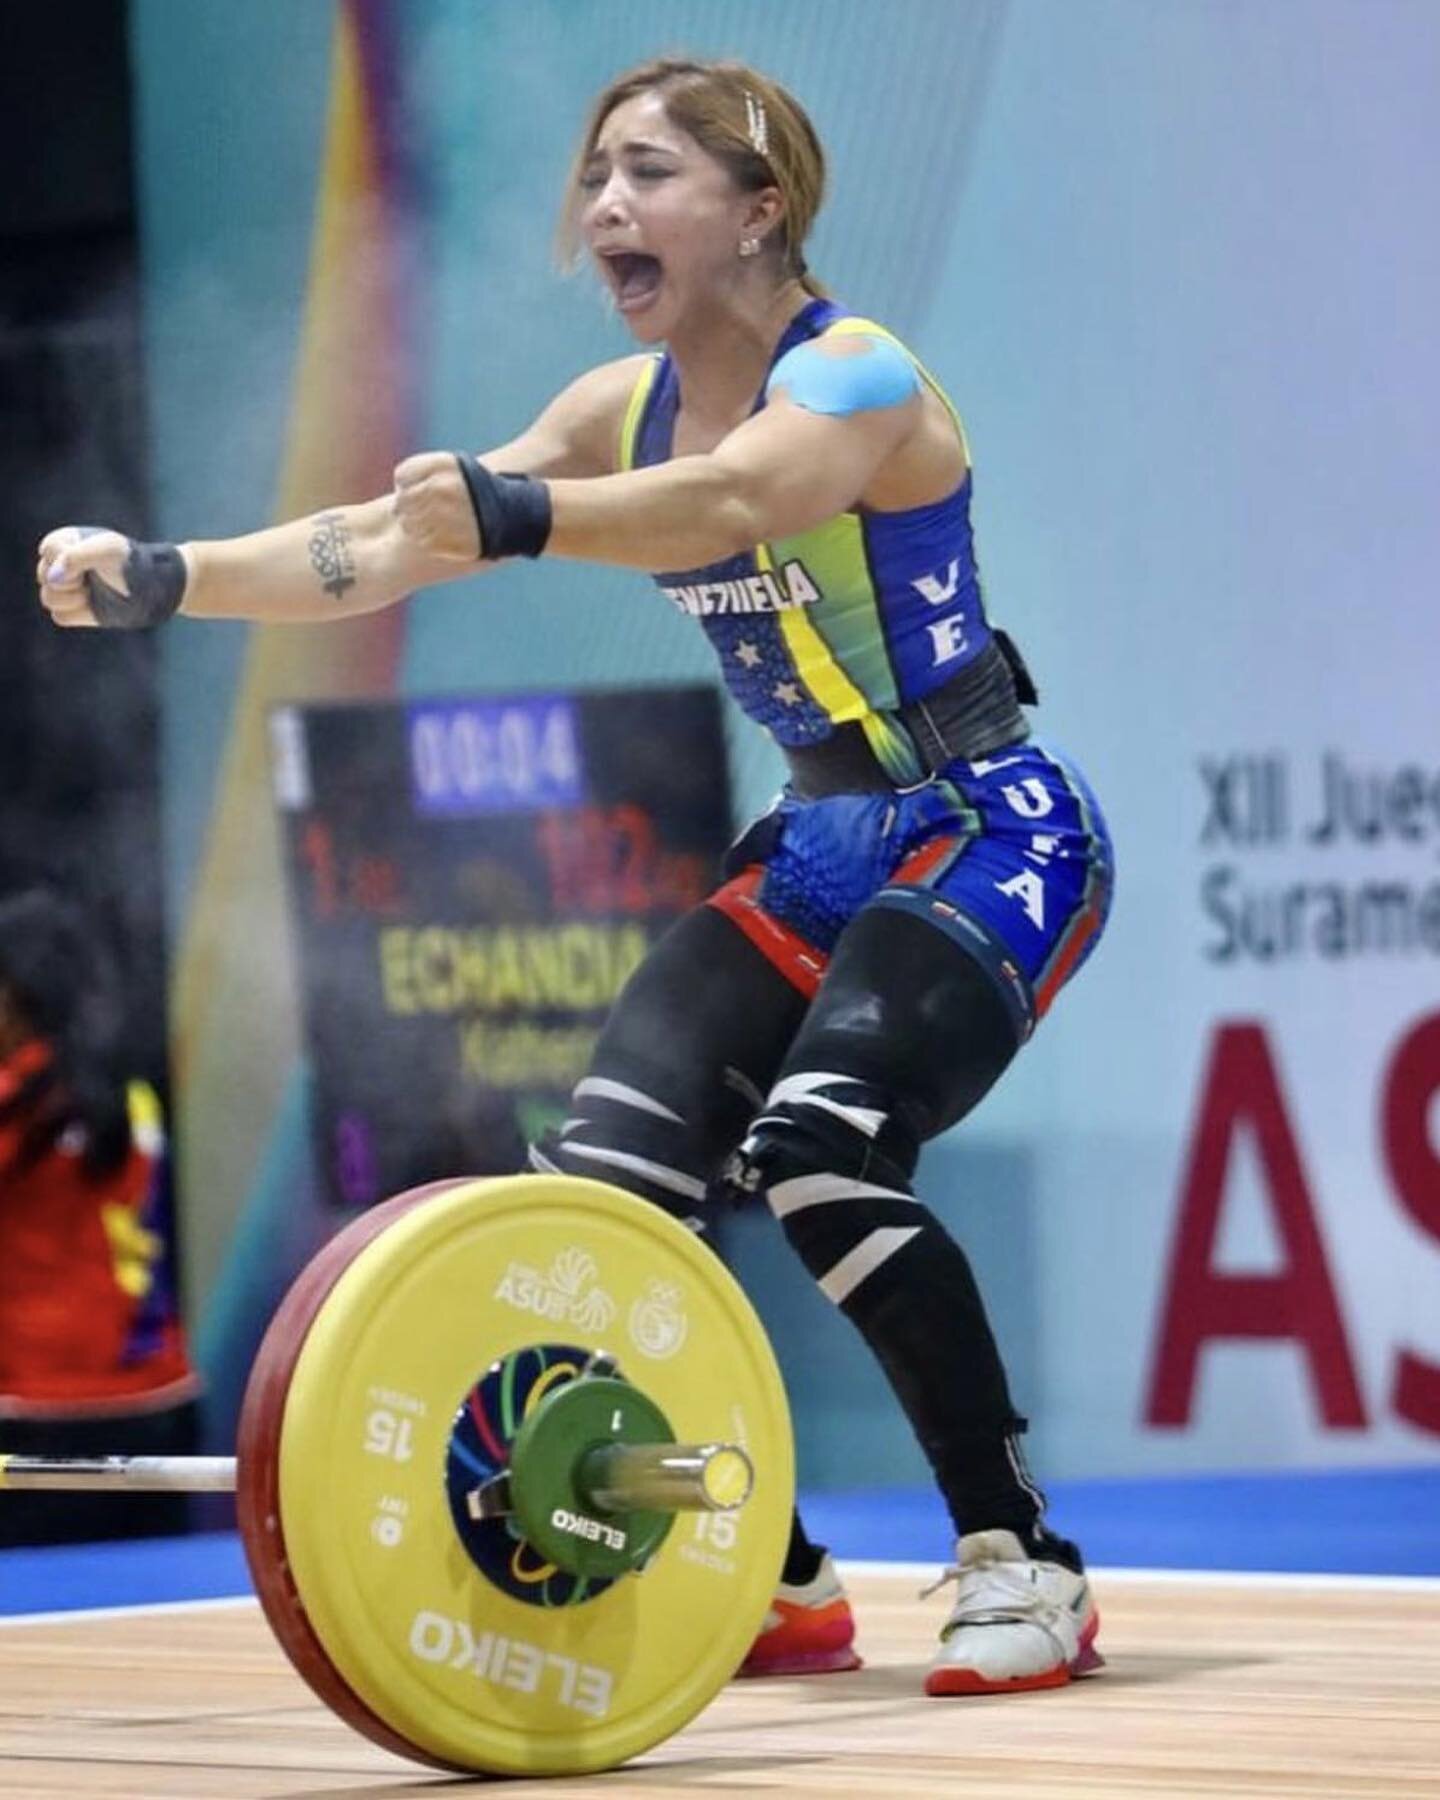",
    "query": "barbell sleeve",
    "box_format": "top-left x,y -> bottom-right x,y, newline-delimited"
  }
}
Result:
575,1442 -> 754,1514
